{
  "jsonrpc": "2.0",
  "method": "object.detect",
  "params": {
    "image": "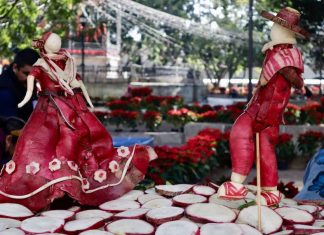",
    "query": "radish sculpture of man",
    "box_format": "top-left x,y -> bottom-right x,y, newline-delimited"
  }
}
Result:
218,7 -> 309,206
